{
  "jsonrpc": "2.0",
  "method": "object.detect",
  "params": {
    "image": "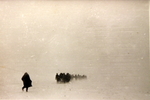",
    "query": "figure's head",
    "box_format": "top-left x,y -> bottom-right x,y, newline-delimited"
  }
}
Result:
67,73 -> 69,75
